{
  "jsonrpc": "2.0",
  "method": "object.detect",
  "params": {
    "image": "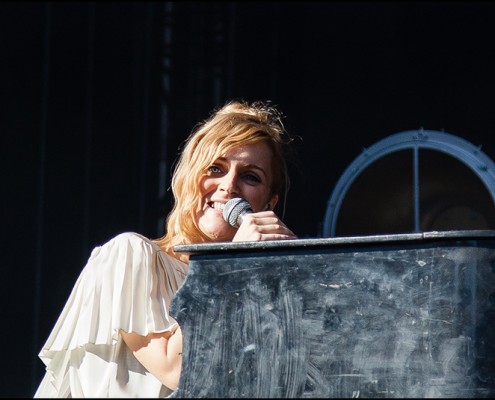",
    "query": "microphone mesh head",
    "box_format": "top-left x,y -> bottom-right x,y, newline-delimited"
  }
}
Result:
223,198 -> 253,228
